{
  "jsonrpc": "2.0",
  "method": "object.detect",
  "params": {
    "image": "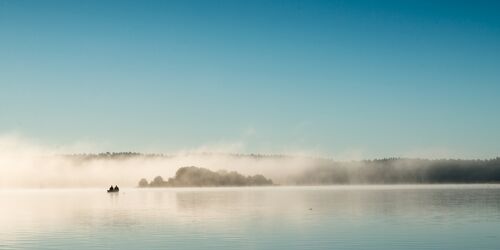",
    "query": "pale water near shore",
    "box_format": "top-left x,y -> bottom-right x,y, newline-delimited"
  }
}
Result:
1,185 -> 500,249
